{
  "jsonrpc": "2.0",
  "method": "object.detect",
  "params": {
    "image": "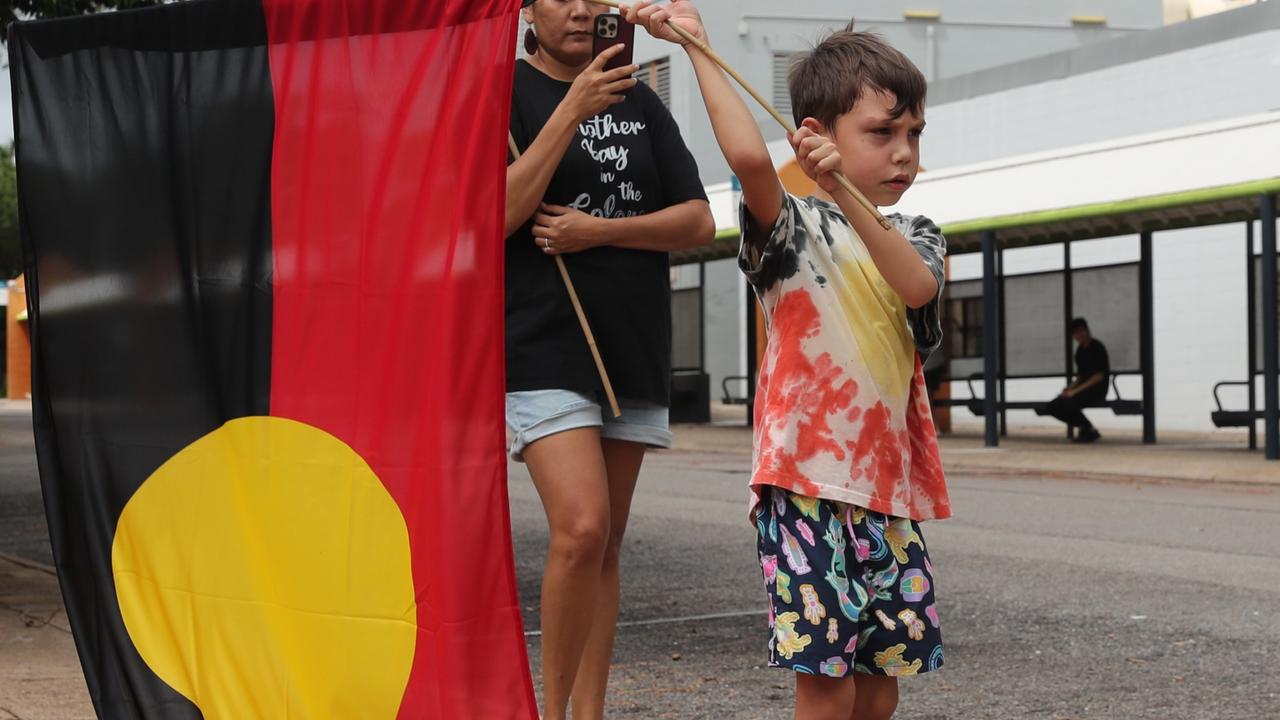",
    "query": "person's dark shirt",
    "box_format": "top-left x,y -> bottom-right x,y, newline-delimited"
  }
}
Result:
1075,338 -> 1110,399
506,60 -> 707,407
